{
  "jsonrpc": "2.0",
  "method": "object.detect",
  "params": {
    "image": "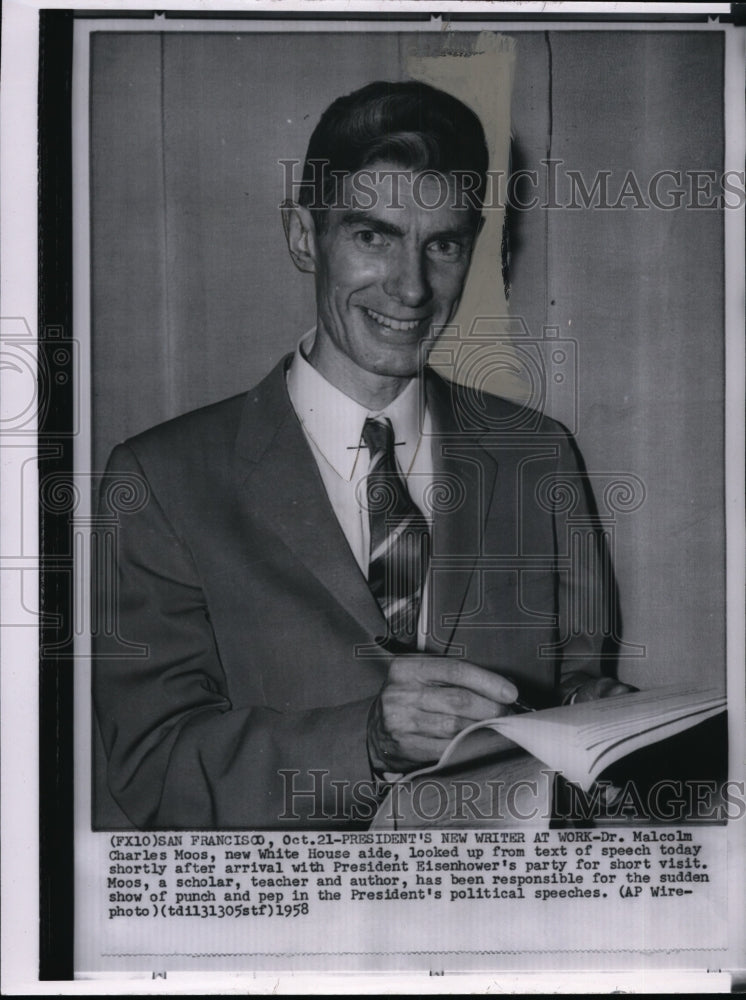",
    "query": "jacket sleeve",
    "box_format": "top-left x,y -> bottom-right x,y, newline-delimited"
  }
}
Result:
552,426 -> 623,697
93,443 -> 378,830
